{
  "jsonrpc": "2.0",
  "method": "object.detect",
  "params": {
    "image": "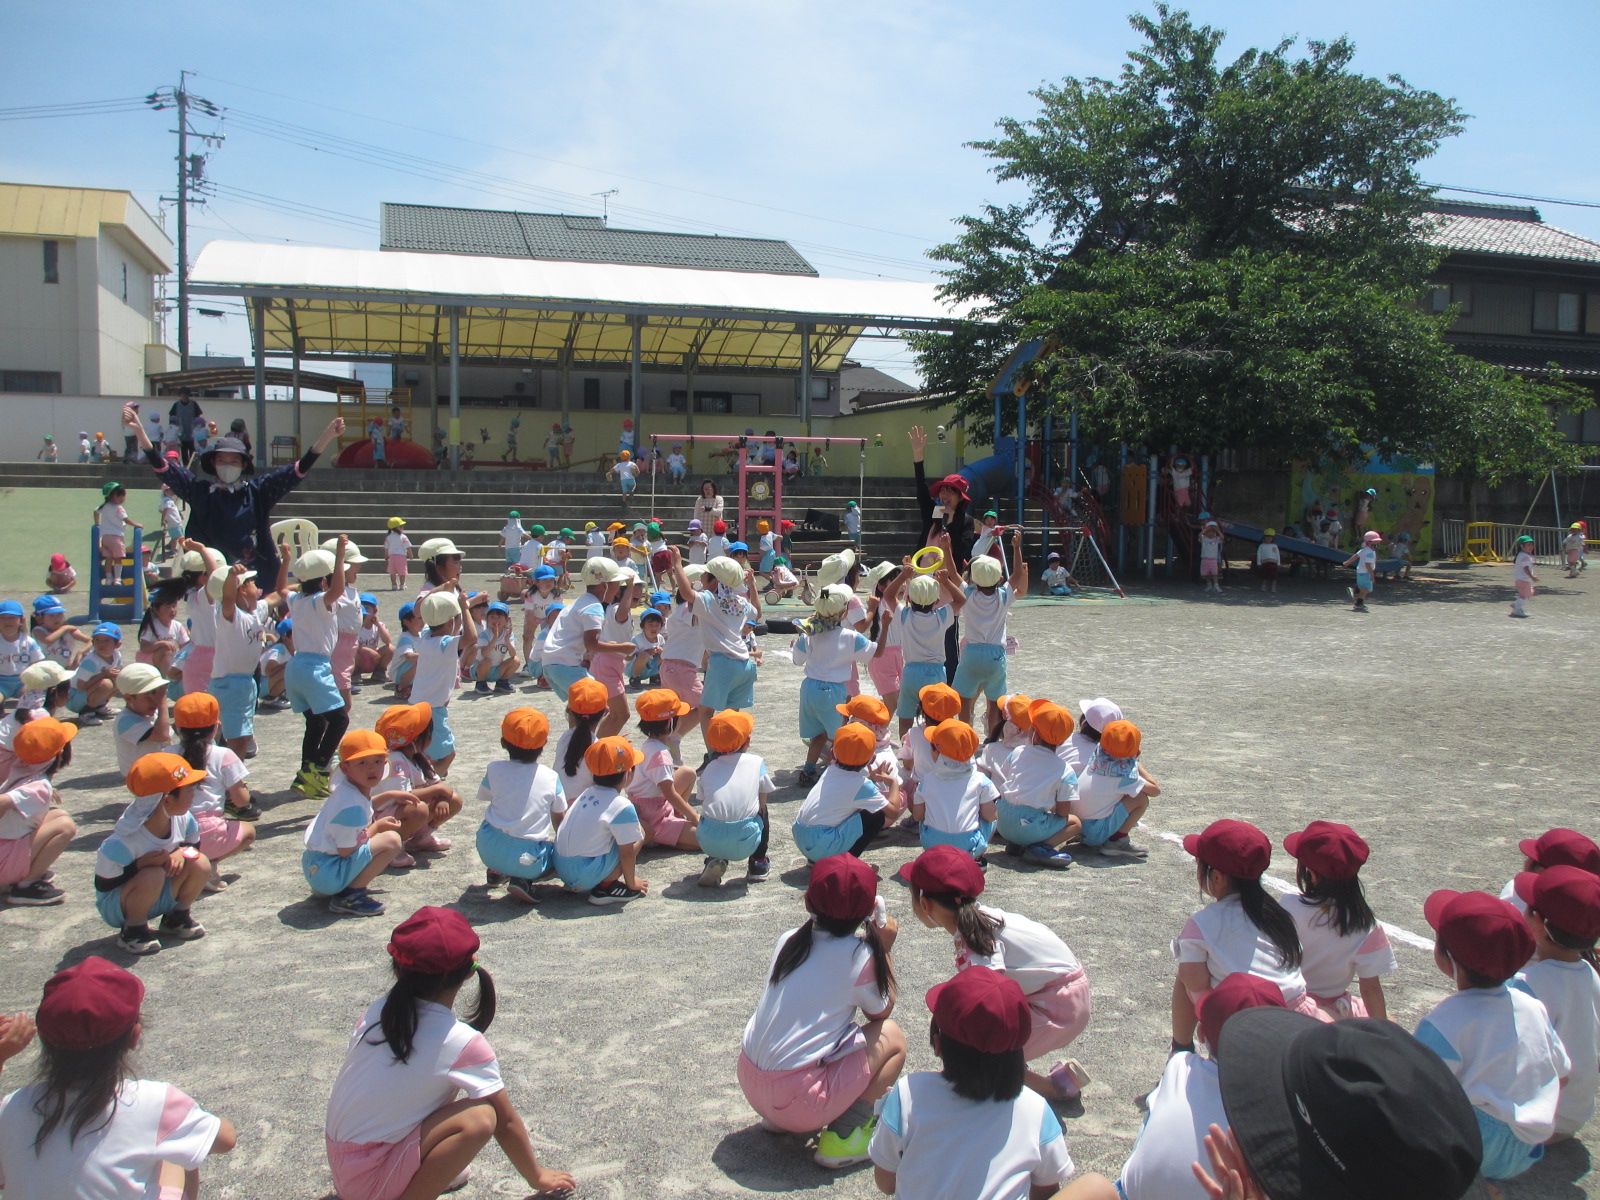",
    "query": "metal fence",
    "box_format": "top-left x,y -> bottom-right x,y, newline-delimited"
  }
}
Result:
1436,519 -> 1576,566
